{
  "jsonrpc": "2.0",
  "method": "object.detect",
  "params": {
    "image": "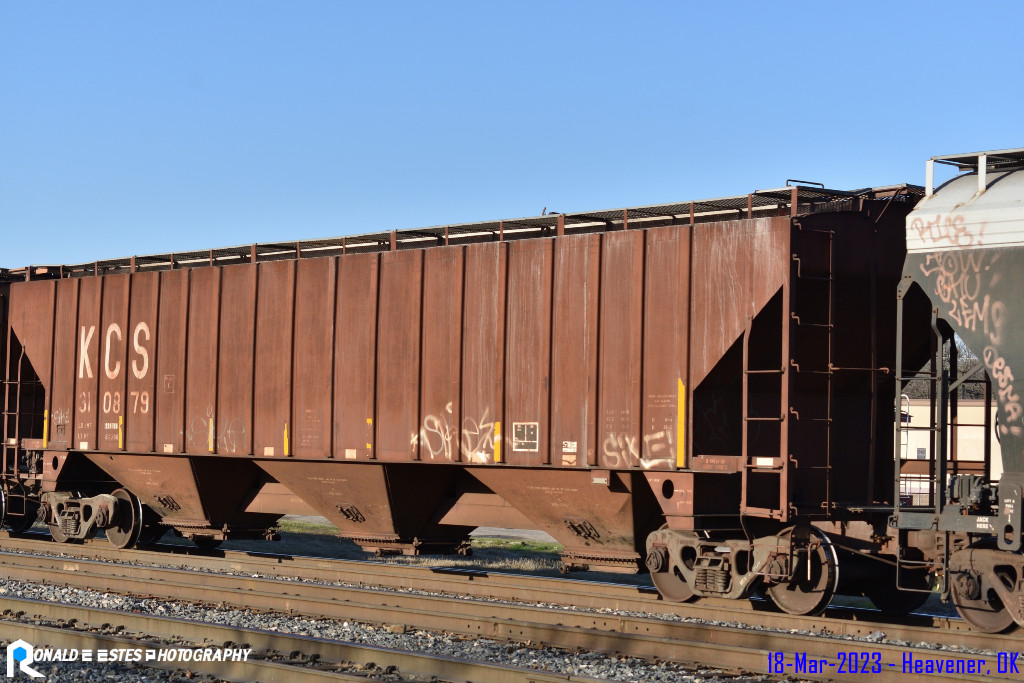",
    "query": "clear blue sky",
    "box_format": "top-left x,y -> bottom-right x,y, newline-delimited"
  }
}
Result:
2,2 -> 1021,268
